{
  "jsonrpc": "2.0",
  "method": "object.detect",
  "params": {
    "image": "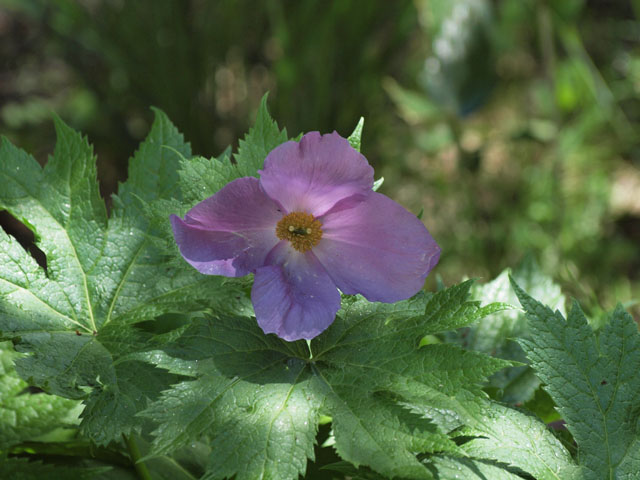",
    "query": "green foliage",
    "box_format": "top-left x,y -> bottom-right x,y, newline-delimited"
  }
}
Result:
0,342 -> 81,449
4,0 -> 640,328
469,258 -> 565,354
384,0 -> 640,325
458,402 -> 579,479
462,259 -> 565,404
147,94 -> 290,256
428,456 -> 526,480
0,457 -> 108,479
177,93 -> 288,206
0,110 -> 246,445
347,117 -> 364,152
1,98 -> 635,479
234,94 -> 290,179
141,281 -> 515,480
513,279 -> 640,479
348,117 -> 386,193
321,457 -> 526,480
3,0 -> 415,156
